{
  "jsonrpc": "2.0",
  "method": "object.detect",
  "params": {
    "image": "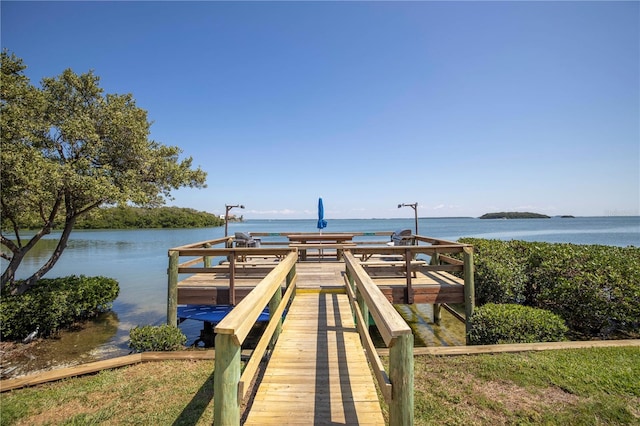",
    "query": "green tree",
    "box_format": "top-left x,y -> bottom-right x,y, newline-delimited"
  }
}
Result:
1,51 -> 207,294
